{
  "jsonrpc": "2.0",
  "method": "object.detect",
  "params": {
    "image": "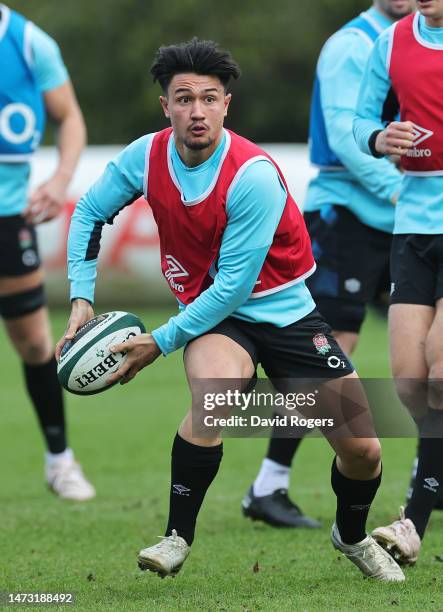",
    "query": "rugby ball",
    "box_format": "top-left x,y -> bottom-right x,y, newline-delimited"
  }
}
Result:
57,311 -> 146,395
